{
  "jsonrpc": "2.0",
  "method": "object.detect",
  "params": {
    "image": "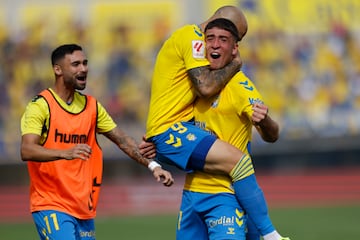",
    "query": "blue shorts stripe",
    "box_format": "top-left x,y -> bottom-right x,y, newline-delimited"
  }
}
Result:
188,134 -> 216,170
